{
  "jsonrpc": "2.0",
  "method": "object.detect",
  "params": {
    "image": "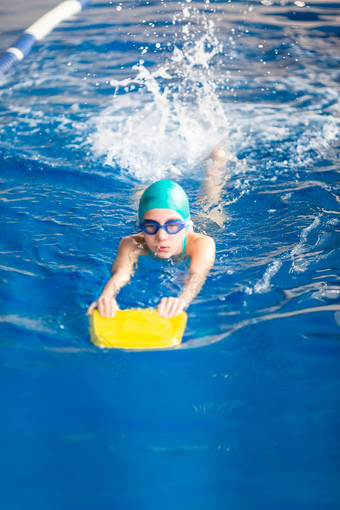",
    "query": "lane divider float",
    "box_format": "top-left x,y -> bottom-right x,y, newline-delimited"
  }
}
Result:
0,0 -> 92,76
